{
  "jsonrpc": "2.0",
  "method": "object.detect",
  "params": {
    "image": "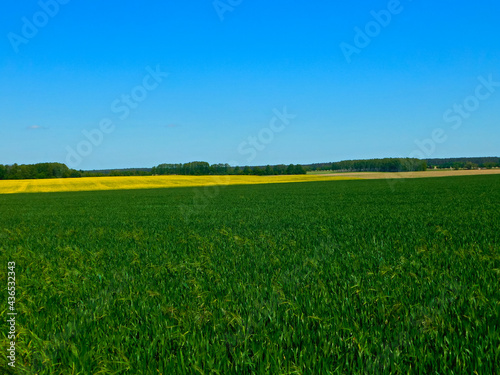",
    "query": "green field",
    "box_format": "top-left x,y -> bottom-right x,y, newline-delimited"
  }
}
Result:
1,176 -> 499,374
